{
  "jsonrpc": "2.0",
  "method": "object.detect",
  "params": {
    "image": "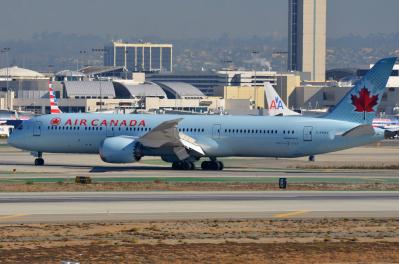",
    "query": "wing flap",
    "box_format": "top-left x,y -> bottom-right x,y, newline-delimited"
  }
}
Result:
137,118 -> 182,148
137,118 -> 205,156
